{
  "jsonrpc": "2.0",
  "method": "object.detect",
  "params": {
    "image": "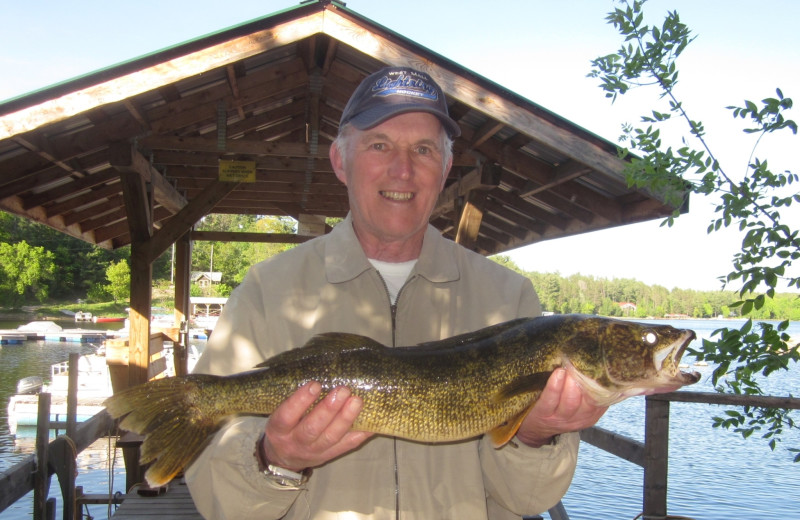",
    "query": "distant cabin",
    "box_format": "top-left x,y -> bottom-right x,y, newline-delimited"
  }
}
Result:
191,271 -> 222,288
